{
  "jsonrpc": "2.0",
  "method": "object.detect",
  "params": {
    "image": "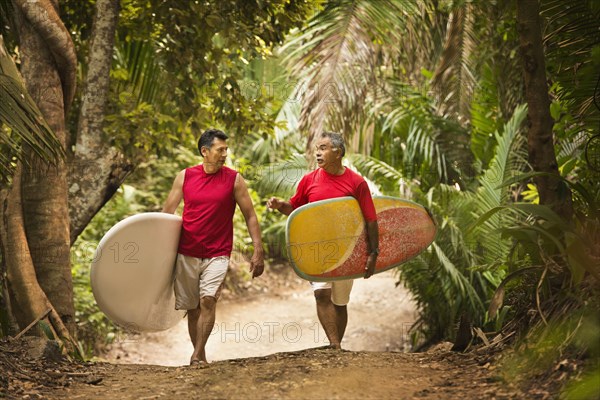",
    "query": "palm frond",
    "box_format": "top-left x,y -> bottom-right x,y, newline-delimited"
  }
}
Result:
557,131 -> 586,161
113,39 -> 165,106
541,0 -> 600,132
347,153 -> 405,196
283,0 -> 416,152
431,4 -> 479,122
347,153 -> 402,182
406,118 -> 448,180
470,63 -> 503,166
431,242 -> 485,312
398,105 -> 528,340
238,96 -> 306,164
253,153 -> 308,198
0,36 -> 64,183
472,103 -> 528,263
396,182 -> 492,339
557,130 -> 587,177
381,80 -> 473,185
